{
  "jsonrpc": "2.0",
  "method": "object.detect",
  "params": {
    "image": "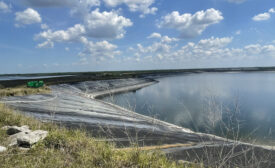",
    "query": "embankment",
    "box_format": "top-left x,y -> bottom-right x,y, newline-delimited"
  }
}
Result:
1,78 -> 274,167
